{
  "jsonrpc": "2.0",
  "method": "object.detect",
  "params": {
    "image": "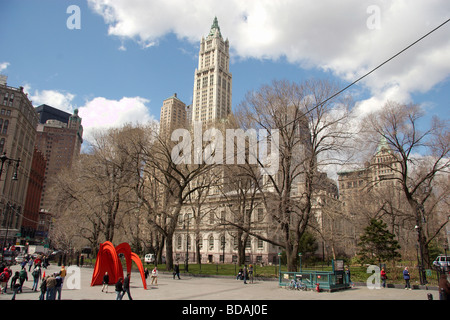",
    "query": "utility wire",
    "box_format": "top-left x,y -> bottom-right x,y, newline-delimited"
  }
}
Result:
285,17 -> 450,128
